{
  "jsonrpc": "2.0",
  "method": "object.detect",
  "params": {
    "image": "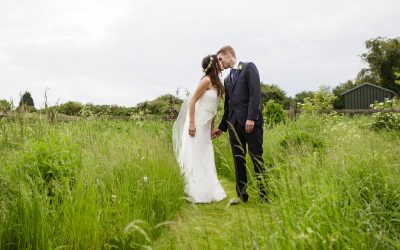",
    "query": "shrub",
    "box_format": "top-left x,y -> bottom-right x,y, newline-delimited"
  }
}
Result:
262,100 -> 287,128
371,112 -> 400,131
57,101 -> 83,116
132,94 -> 182,121
75,104 -> 135,117
395,72 -> 400,86
78,105 -> 95,117
299,86 -> 337,115
0,100 -> 11,113
370,98 -> 400,131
